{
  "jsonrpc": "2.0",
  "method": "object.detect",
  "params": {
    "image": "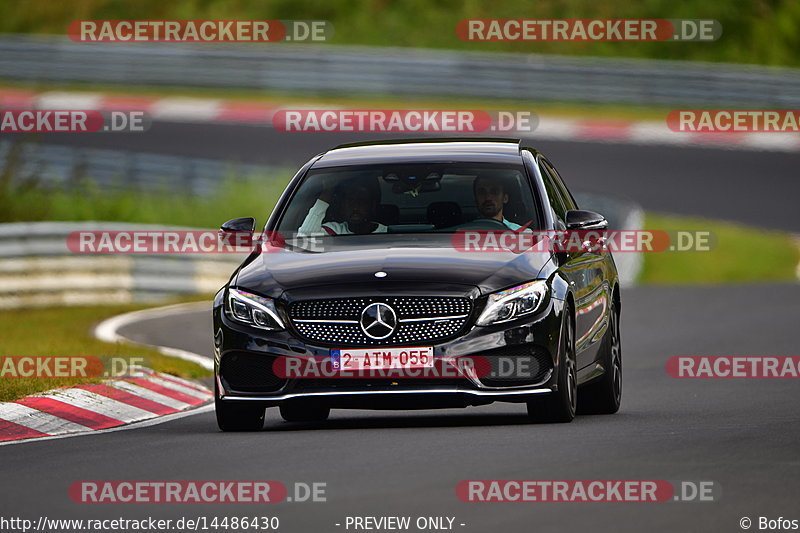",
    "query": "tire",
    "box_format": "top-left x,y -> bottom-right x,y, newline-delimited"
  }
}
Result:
279,401 -> 330,422
215,381 -> 265,431
577,297 -> 622,415
527,304 -> 577,423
